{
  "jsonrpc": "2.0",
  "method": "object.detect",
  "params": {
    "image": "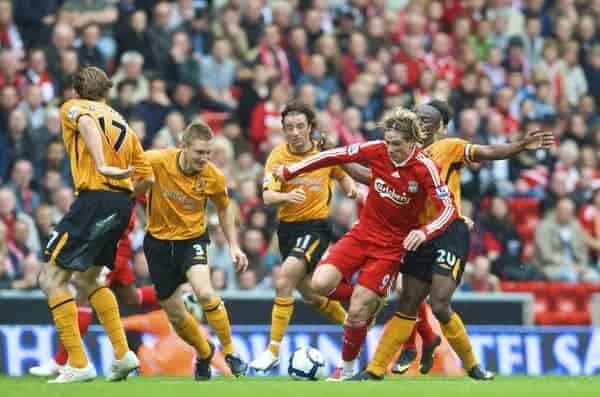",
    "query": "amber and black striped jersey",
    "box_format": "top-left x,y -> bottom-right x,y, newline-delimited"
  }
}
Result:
144,149 -> 229,240
60,99 -> 151,193
419,138 -> 477,223
263,143 -> 346,222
